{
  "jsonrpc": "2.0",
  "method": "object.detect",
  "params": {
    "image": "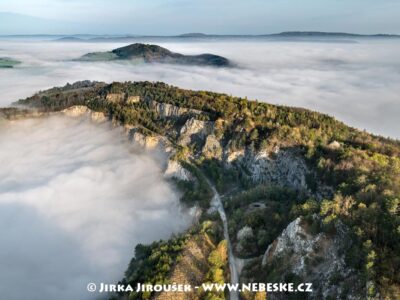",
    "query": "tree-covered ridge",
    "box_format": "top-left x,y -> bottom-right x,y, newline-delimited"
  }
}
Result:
77,43 -> 231,67
16,81 -> 399,155
14,81 -> 400,298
